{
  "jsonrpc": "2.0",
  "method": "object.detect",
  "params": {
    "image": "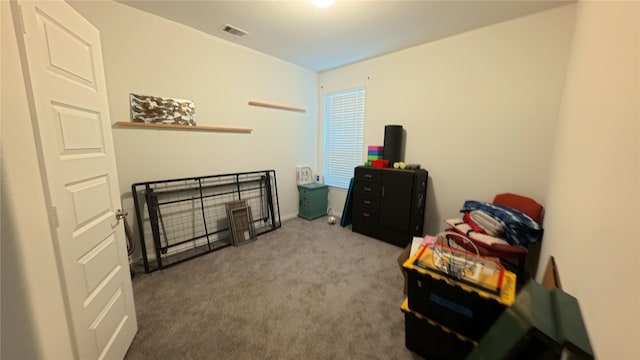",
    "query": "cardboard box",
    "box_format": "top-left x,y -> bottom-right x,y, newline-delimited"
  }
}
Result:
397,244 -> 412,295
